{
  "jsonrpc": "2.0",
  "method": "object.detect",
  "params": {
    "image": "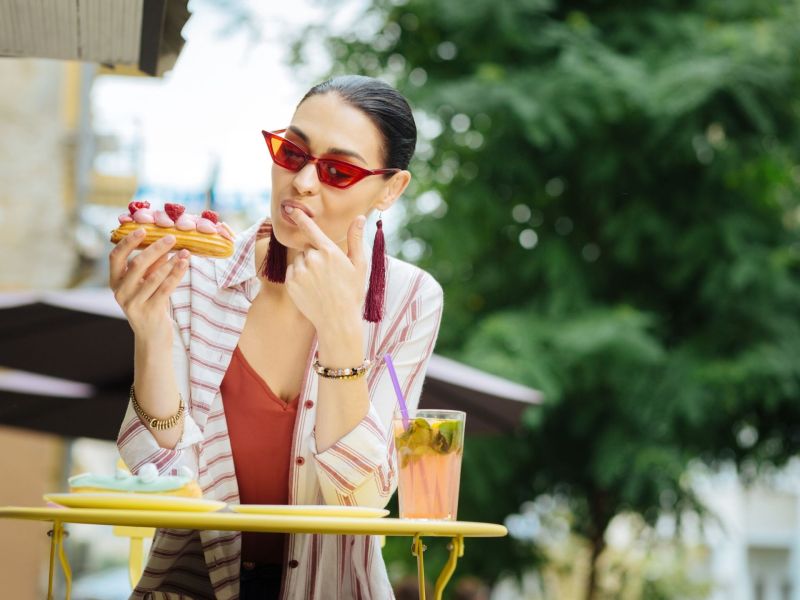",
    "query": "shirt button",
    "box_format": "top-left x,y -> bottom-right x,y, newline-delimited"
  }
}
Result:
304,400 -> 314,409
296,456 -> 305,466
288,559 -> 299,569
